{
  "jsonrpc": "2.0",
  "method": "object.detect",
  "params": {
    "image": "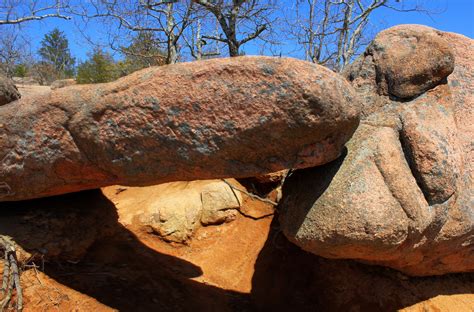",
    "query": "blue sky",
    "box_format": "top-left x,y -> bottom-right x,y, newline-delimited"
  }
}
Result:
371,0 -> 474,37
19,0 -> 474,62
